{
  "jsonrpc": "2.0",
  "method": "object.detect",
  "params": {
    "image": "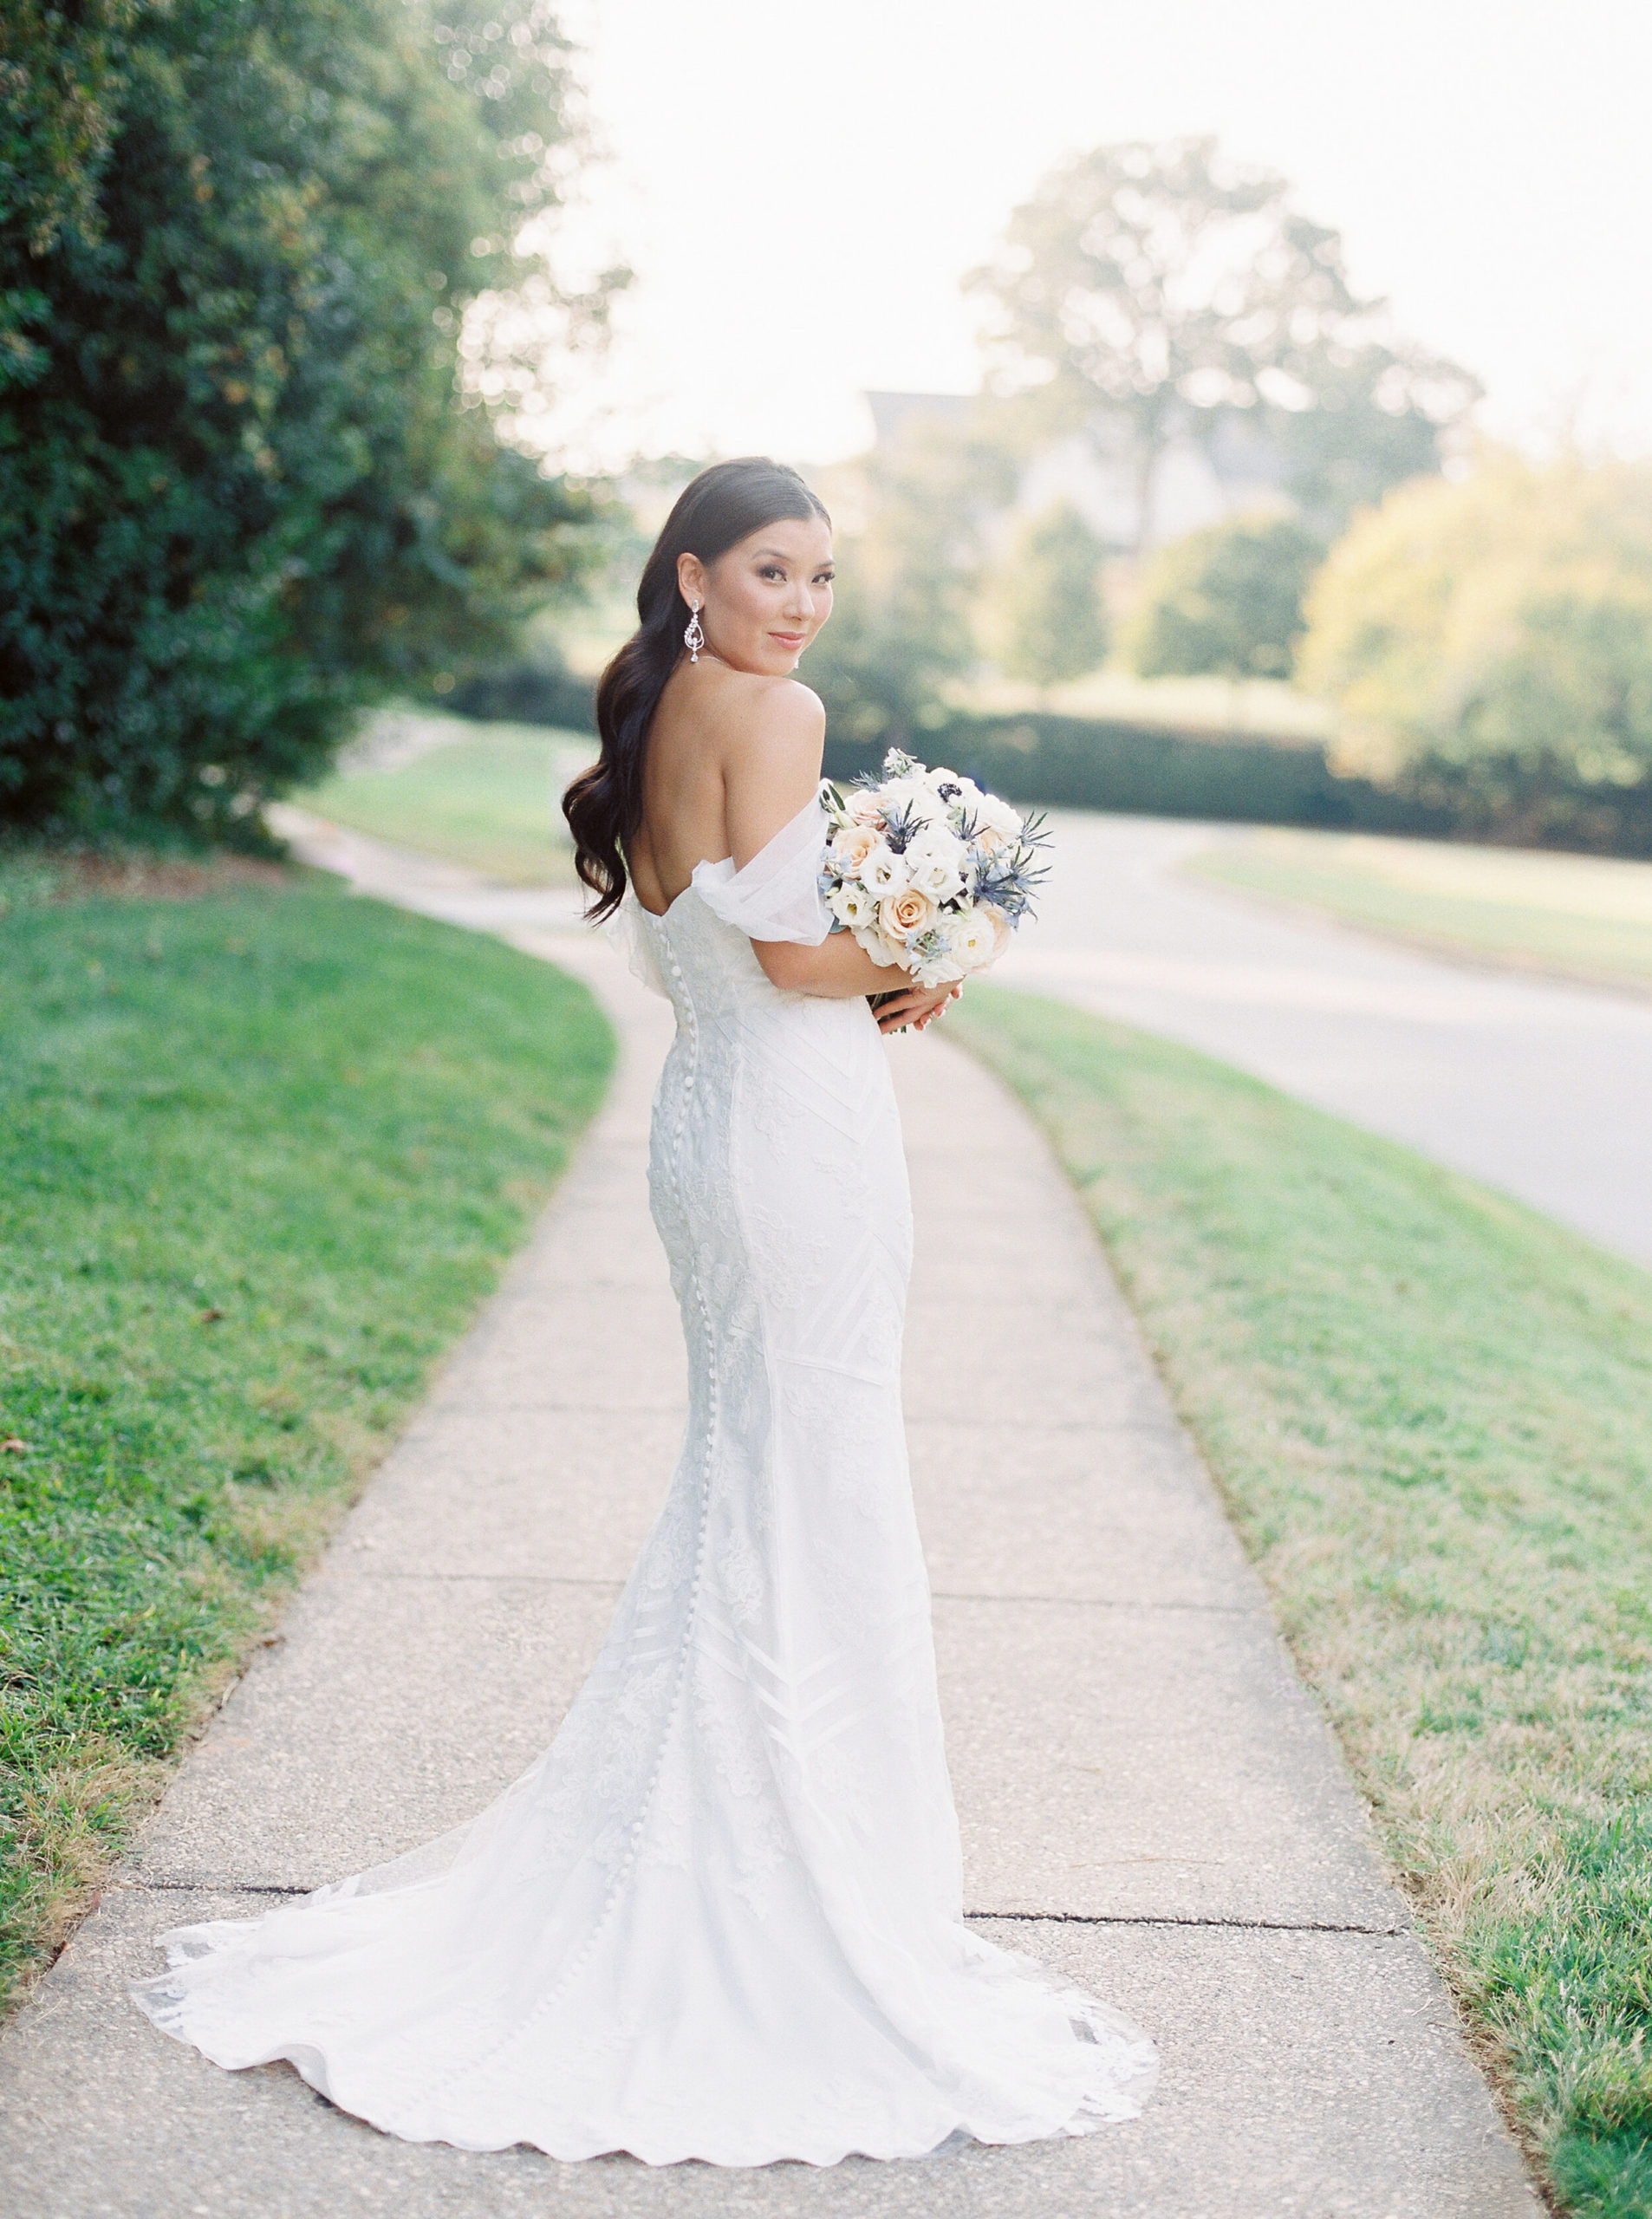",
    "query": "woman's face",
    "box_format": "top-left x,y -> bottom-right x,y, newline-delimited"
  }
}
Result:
679,517 -> 835,677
